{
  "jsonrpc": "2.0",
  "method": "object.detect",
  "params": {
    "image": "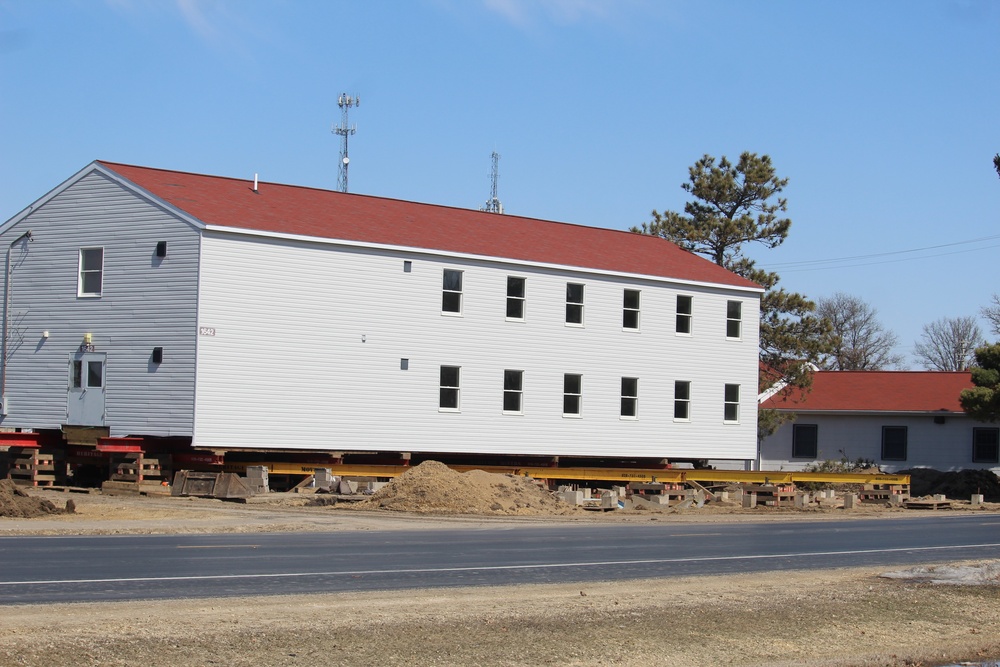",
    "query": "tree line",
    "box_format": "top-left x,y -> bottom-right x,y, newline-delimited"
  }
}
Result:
634,151 -> 1000,432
